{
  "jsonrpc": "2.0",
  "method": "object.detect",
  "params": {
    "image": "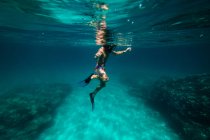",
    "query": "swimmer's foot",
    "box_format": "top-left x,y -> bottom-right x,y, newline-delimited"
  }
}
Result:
89,93 -> 94,111
85,73 -> 94,84
80,73 -> 94,87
